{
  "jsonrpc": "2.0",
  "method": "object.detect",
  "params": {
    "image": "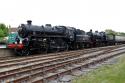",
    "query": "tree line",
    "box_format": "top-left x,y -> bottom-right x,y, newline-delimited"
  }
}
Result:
105,29 -> 125,36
